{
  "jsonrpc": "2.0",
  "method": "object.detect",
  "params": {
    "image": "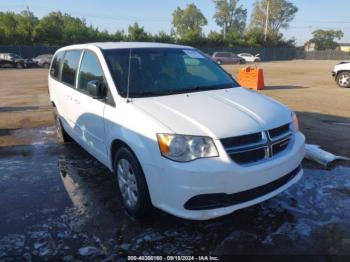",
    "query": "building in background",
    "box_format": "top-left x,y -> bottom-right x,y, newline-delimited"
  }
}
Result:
338,43 -> 350,52
304,42 -> 316,52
